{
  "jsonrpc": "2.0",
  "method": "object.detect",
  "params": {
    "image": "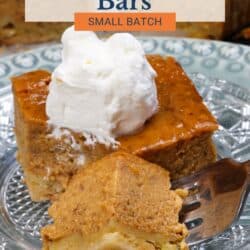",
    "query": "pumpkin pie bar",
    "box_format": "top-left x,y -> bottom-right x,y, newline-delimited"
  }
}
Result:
41,151 -> 188,250
12,56 -> 218,201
